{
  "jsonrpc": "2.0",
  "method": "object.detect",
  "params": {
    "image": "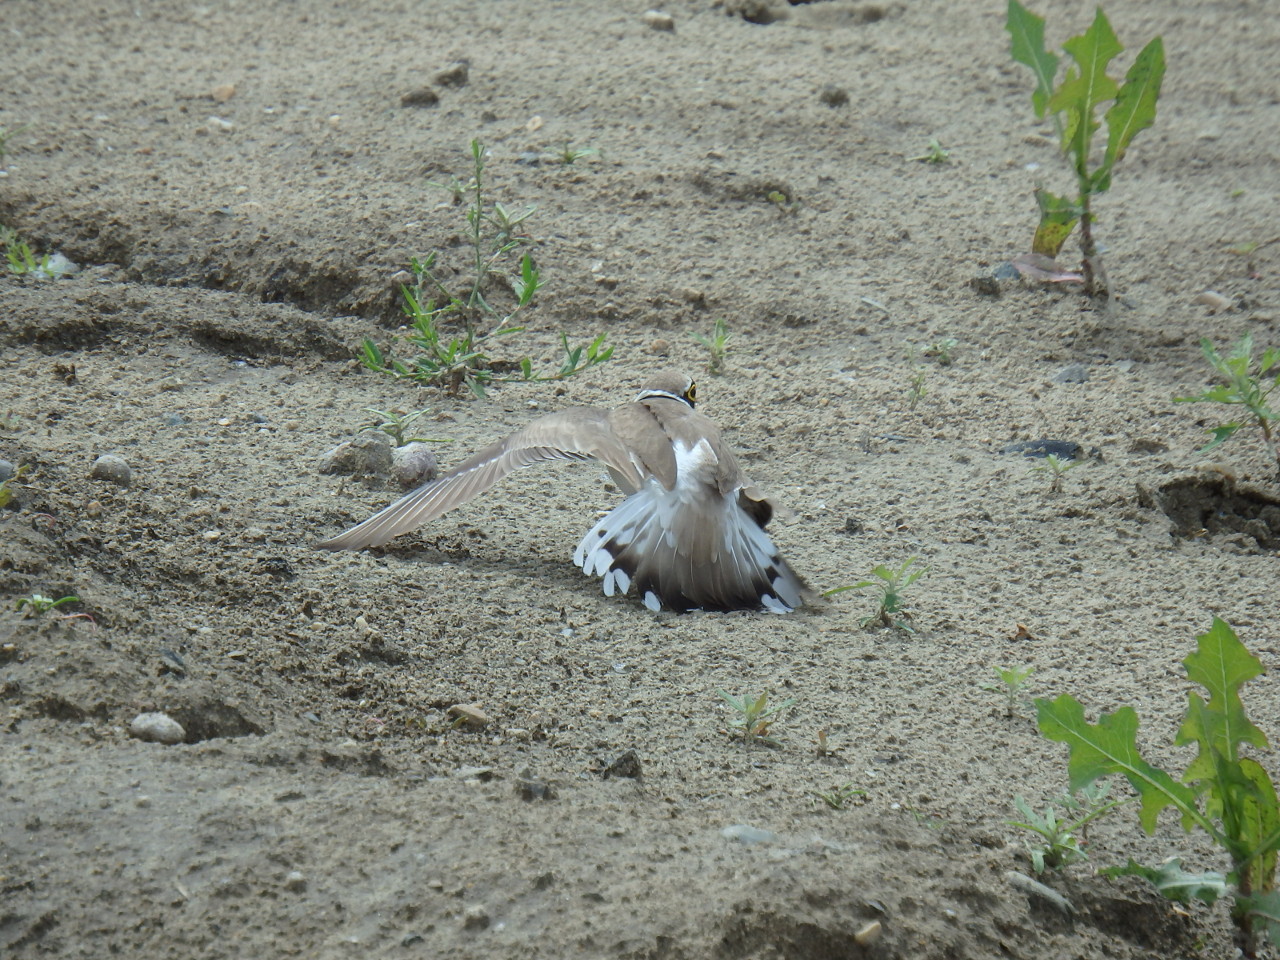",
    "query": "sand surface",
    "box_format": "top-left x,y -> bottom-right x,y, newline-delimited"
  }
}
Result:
2,1 -> 1279,957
